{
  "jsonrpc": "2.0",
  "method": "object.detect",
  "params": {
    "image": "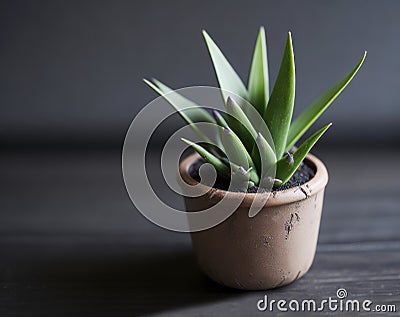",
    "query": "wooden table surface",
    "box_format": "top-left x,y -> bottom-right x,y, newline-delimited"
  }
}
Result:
1,147 -> 399,316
